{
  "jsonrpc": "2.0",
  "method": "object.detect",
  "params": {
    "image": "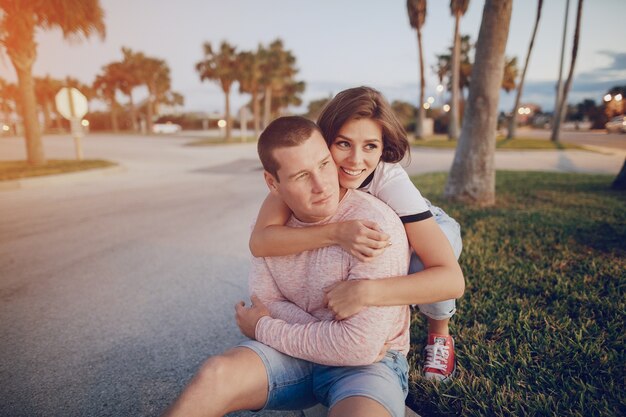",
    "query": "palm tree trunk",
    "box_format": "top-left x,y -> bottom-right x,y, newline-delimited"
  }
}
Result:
415,28 -> 425,139
551,0 -> 570,142
253,89 -> 261,138
225,89 -> 232,141
146,84 -> 155,135
509,0 -> 543,139
15,63 -> 46,165
42,100 -> 52,132
128,94 -> 138,132
449,13 -> 461,140
263,86 -> 272,129
444,0 -> 513,206
552,0 -> 582,143
110,98 -> 119,132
